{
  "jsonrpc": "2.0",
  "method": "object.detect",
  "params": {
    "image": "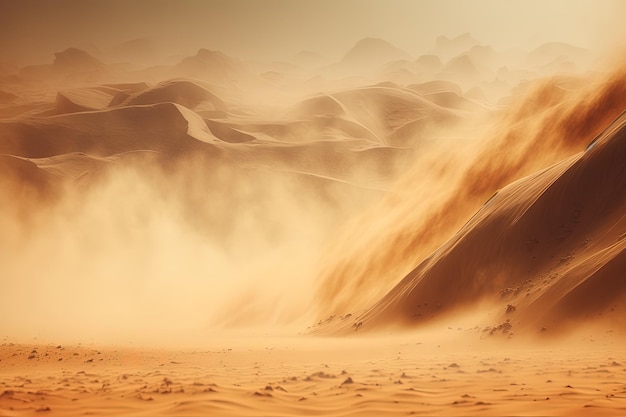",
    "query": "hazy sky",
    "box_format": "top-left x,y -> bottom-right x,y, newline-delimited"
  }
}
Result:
2,0 -> 625,64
